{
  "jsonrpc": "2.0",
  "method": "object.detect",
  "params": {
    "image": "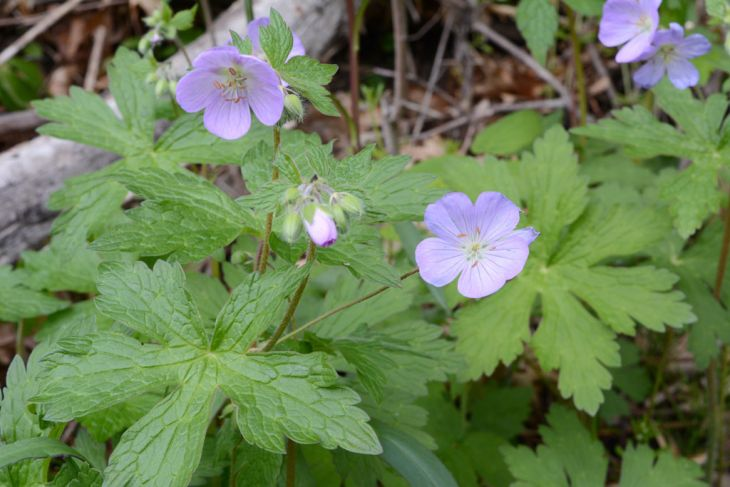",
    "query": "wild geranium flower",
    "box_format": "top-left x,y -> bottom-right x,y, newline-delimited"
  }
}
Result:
246,17 -> 305,61
176,47 -> 284,140
633,23 -> 711,89
303,207 -> 338,247
415,192 -> 538,299
599,0 -> 660,63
